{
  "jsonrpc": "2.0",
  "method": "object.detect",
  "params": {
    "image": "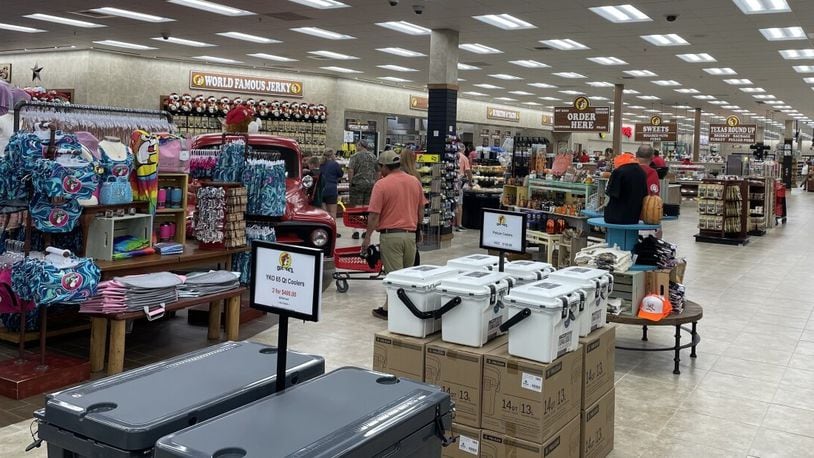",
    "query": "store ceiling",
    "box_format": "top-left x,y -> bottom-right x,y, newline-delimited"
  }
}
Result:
2,0 -> 814,137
